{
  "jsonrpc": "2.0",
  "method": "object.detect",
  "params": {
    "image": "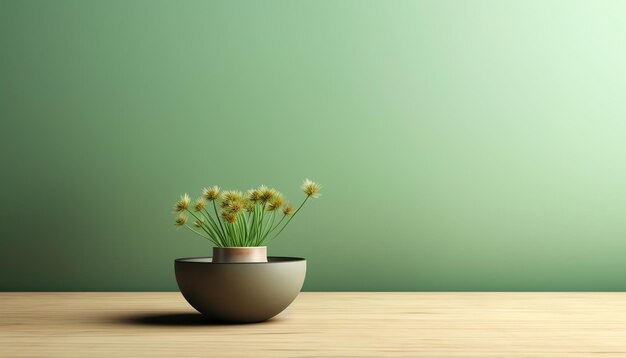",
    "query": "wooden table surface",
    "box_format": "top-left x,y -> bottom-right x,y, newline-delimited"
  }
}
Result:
1,292 -> 626,357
